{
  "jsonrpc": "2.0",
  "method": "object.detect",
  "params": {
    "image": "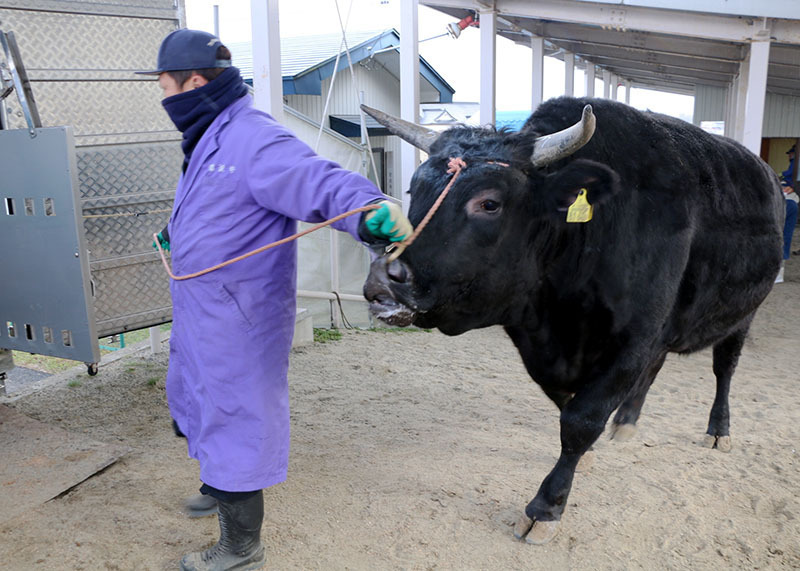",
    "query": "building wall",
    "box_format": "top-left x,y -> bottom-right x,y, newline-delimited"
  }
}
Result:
693,85 -> 726,125
286,63 -> 406,200
694,86 -> 800,140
